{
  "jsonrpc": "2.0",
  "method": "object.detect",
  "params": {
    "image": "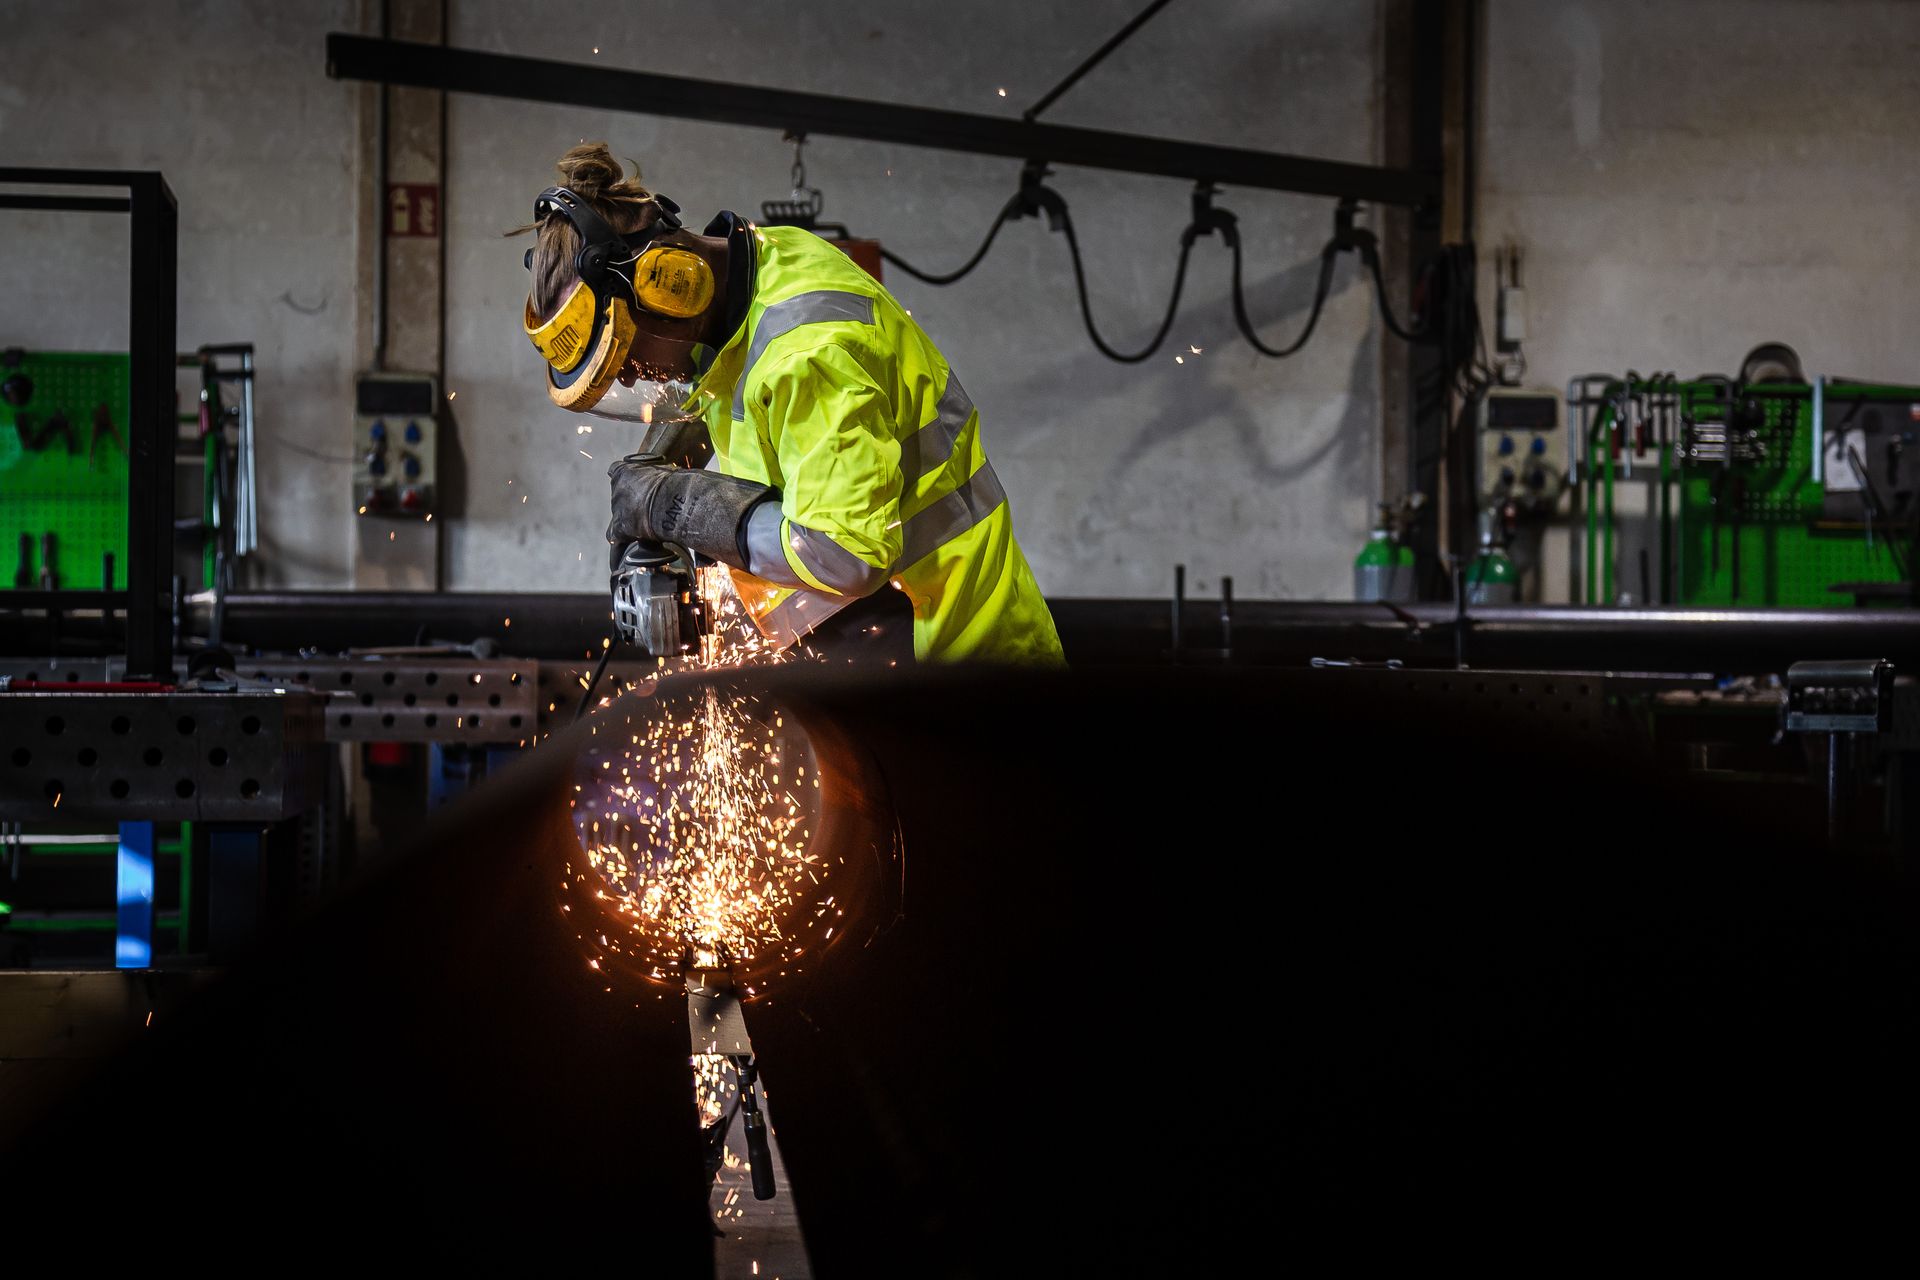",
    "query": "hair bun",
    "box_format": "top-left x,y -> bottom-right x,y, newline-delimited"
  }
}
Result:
556,142 -> 623,200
